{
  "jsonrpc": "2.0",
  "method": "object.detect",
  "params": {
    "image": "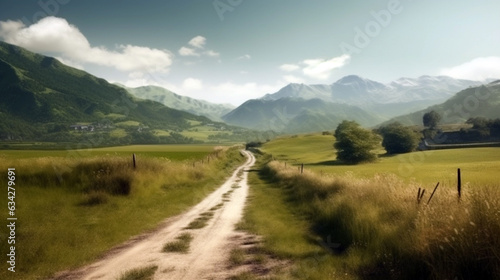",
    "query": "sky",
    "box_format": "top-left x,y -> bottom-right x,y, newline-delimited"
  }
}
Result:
0,0 -> 499,106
